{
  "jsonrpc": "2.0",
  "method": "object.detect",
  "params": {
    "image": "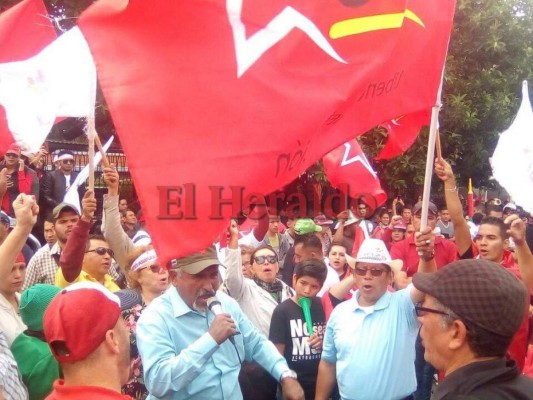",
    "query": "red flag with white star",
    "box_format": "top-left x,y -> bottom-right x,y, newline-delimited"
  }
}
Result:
78,0 -> 456,262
